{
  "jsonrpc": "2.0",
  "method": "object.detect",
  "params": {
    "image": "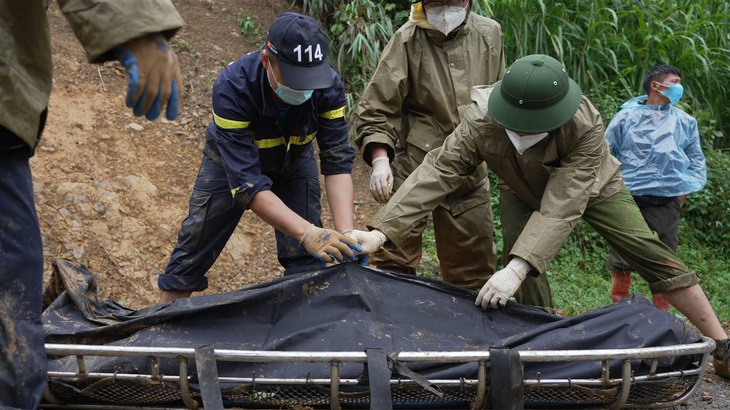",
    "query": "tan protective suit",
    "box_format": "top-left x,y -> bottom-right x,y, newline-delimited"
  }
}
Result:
354,7 -> 505,289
